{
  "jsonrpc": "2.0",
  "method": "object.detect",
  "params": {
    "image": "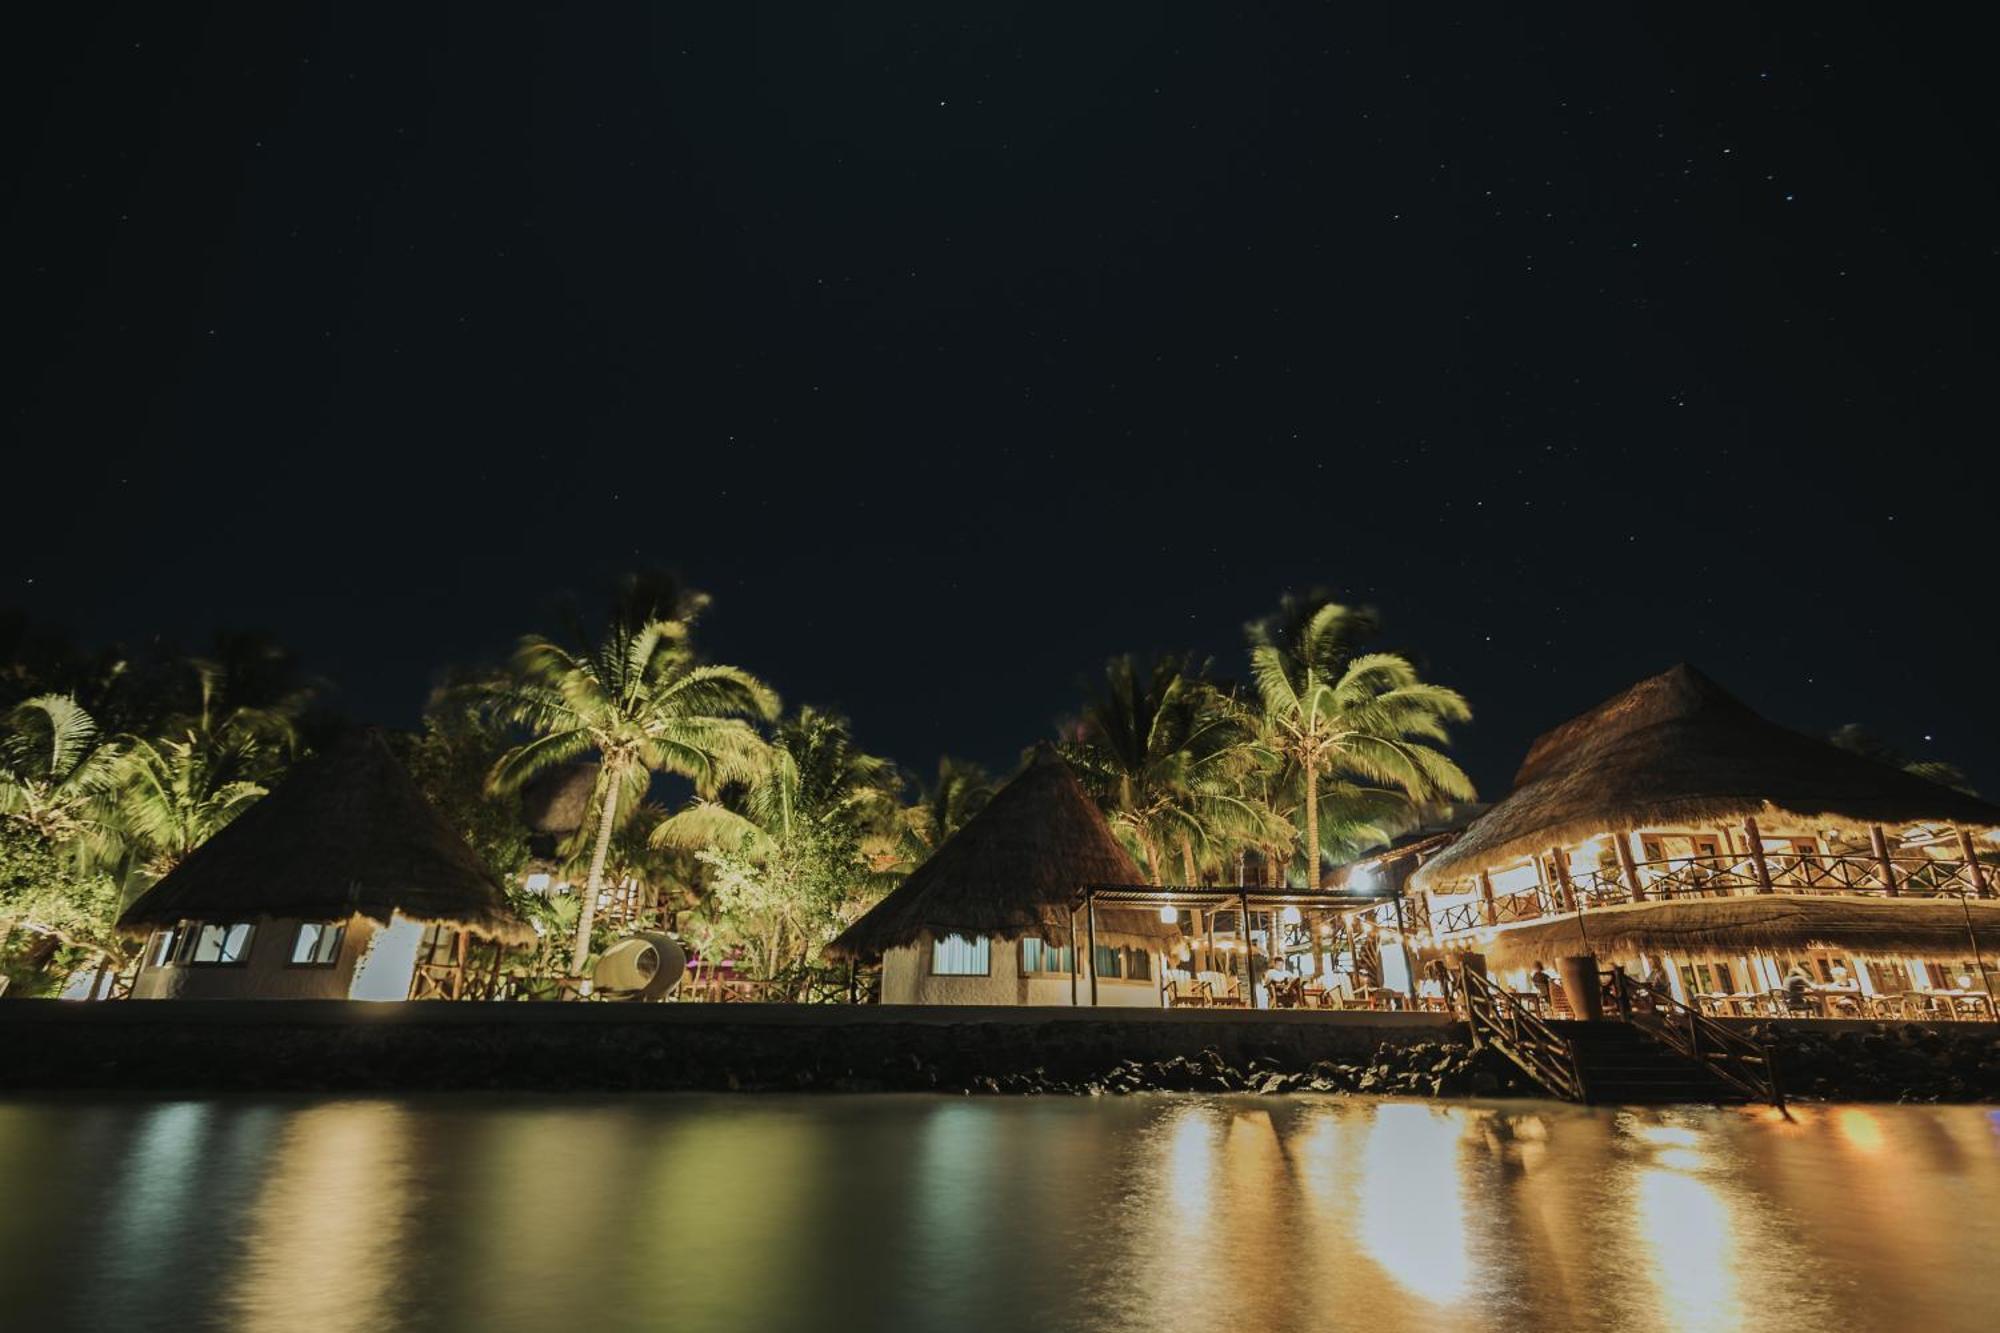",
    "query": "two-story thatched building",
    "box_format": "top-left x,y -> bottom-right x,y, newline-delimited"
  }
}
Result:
1407,665 -> 2000,1015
